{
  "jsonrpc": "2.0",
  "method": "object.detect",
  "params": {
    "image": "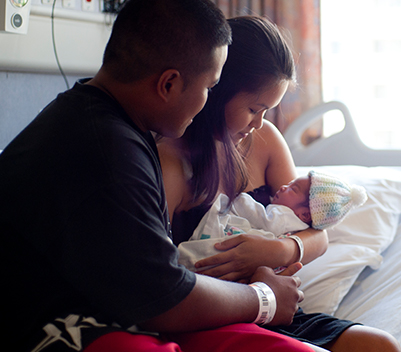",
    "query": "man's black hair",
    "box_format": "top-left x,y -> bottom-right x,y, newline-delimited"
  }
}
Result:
103,0 -> 231,83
